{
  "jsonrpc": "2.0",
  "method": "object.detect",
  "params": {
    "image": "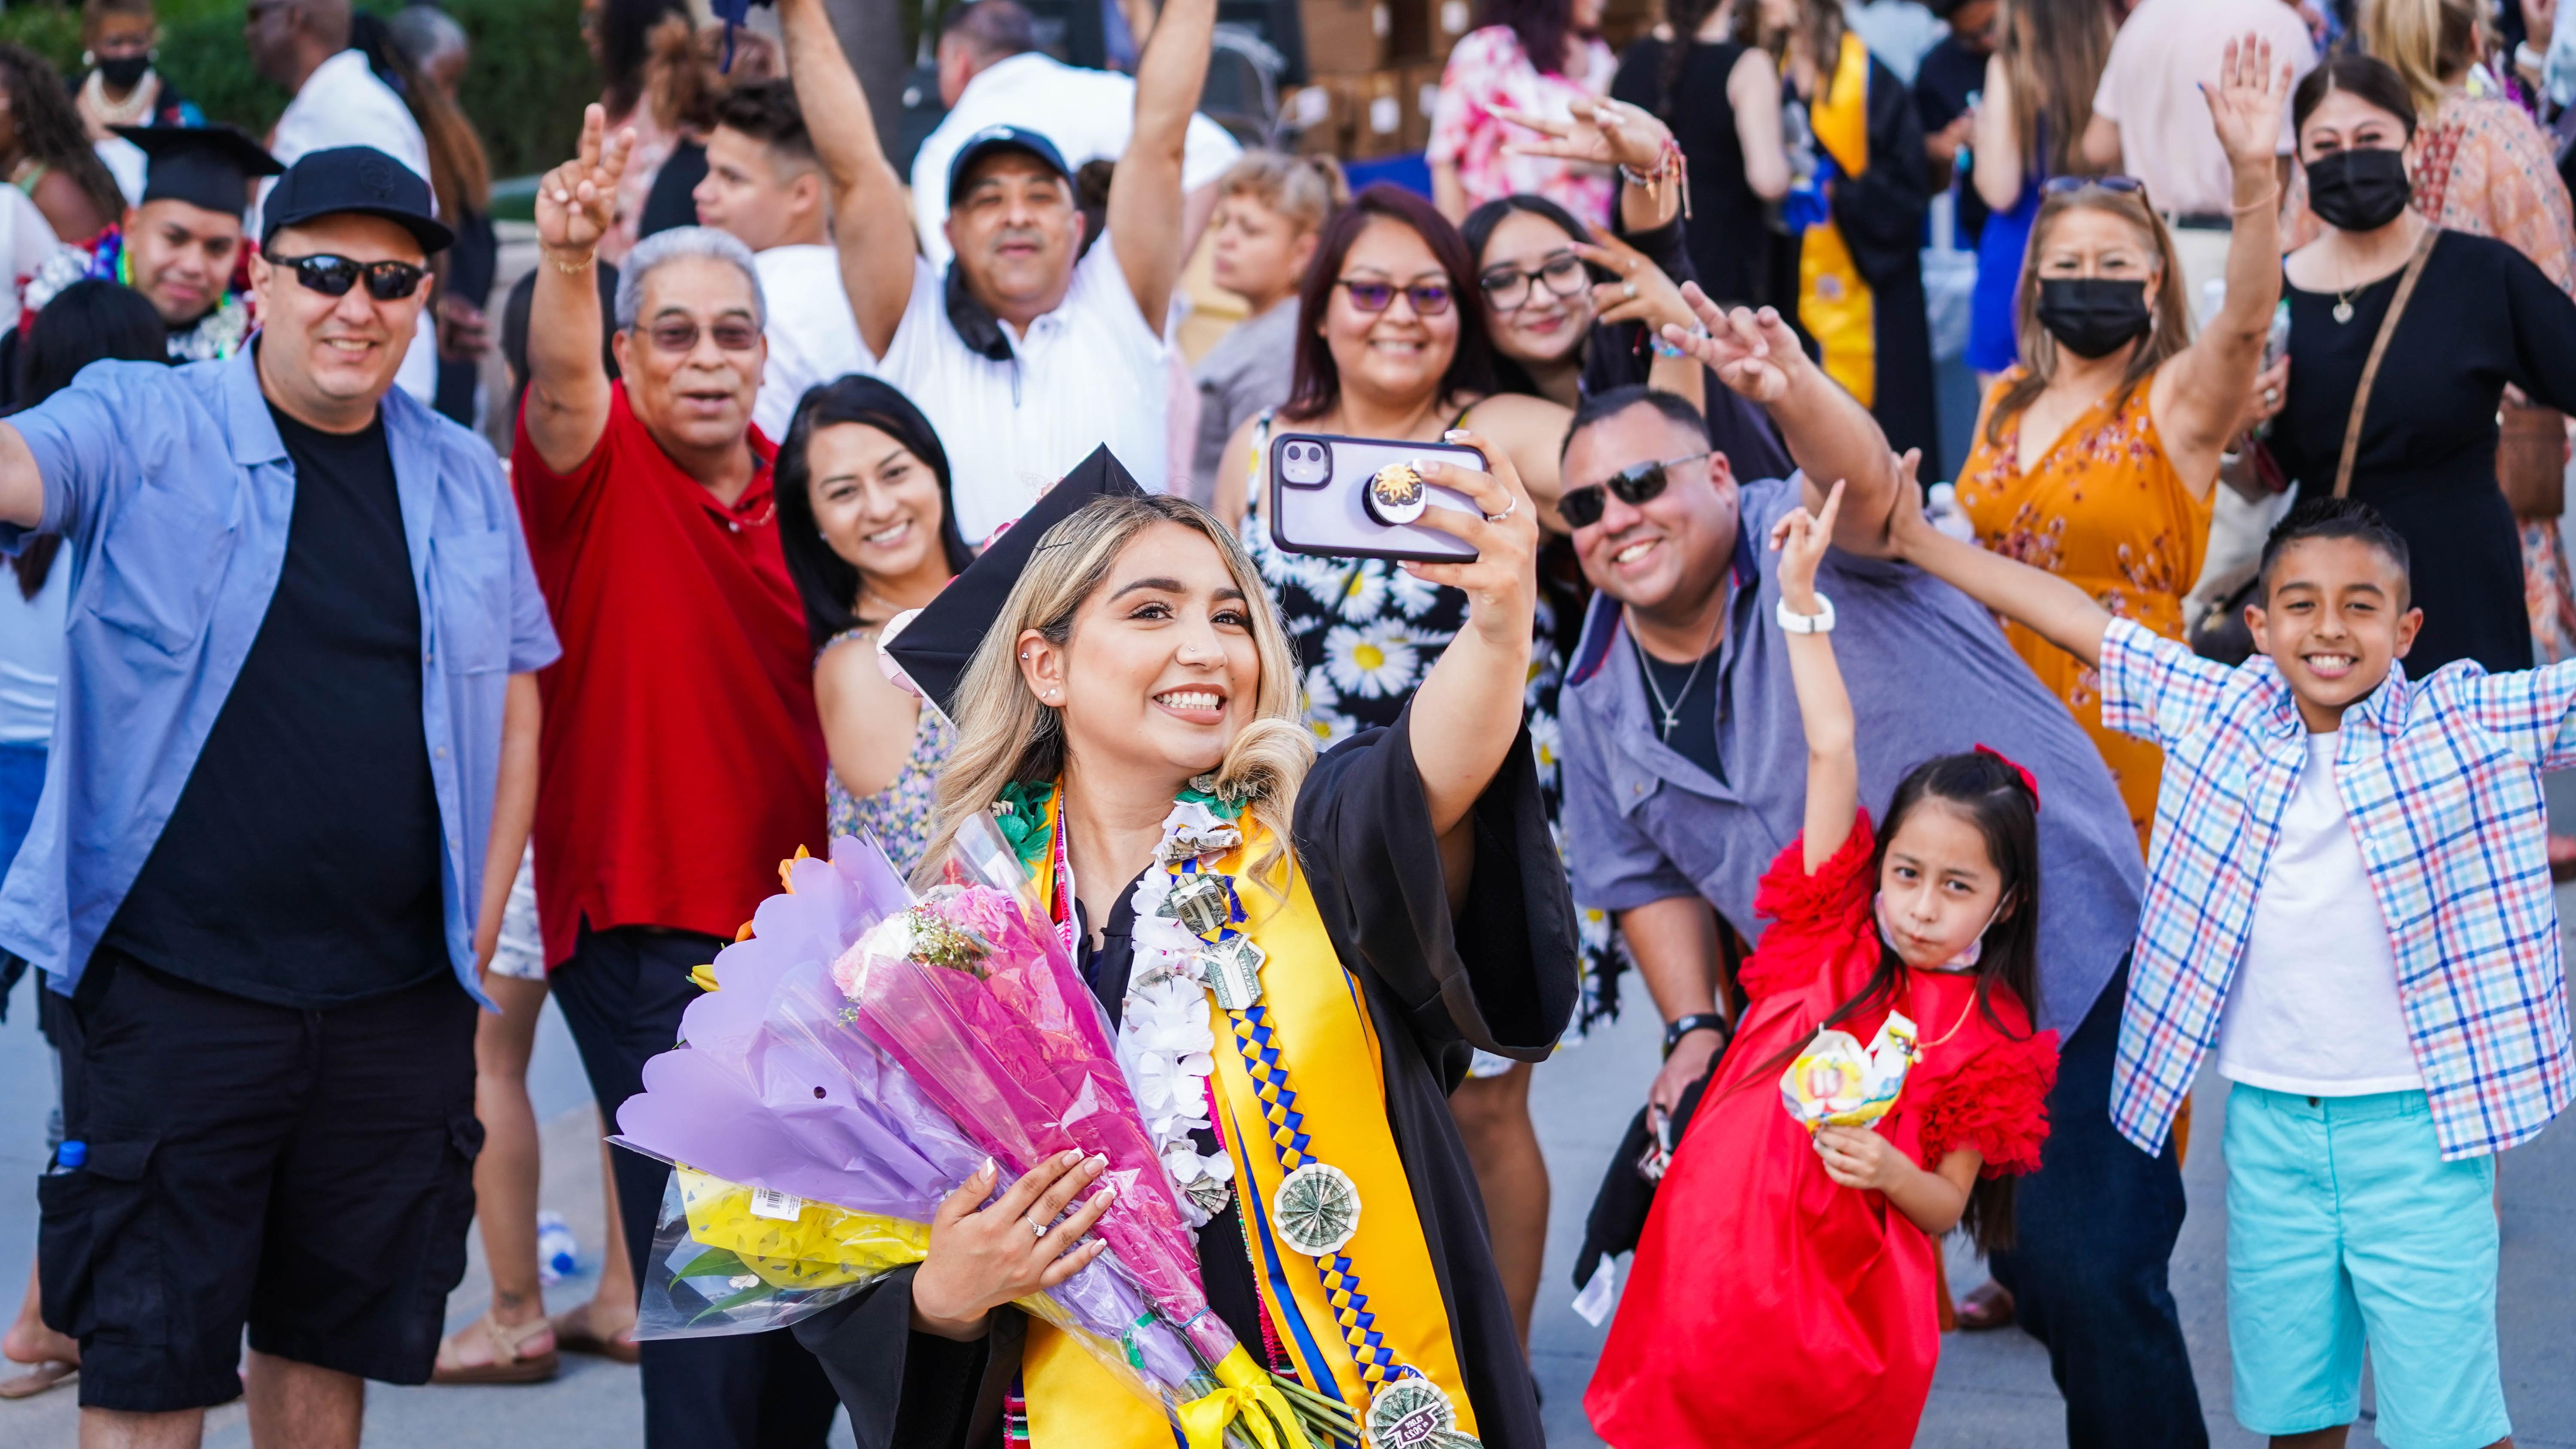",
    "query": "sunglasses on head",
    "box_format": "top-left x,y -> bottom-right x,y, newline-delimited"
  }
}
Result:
1560,452 -> 1710,529
267,252 -> 429,301
2041,174 -> 2148,198
638,316 -> 764,354
1335,276 -> 1453,316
